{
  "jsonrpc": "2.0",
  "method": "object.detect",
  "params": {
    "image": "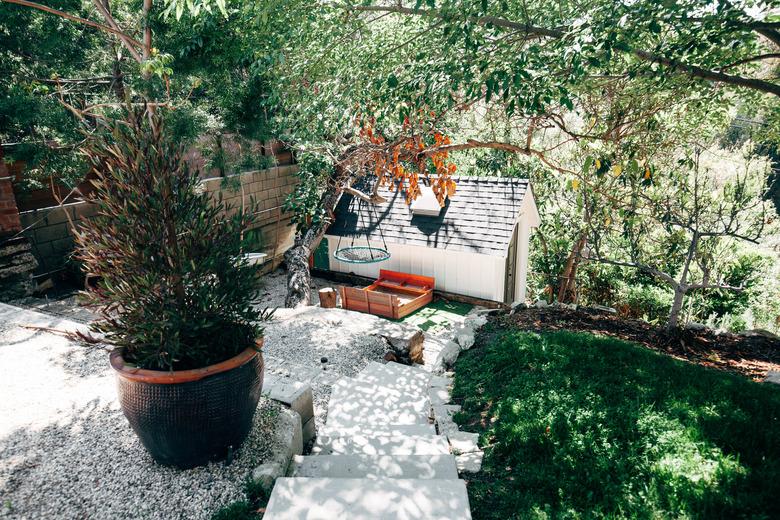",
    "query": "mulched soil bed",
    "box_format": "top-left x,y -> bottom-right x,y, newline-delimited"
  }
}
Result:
503,306 -> 780,381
